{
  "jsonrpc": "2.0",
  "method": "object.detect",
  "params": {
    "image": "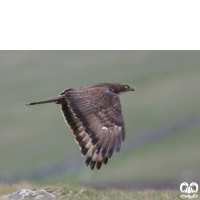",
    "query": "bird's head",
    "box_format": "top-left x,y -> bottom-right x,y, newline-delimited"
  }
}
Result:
112,83 -> 134,95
